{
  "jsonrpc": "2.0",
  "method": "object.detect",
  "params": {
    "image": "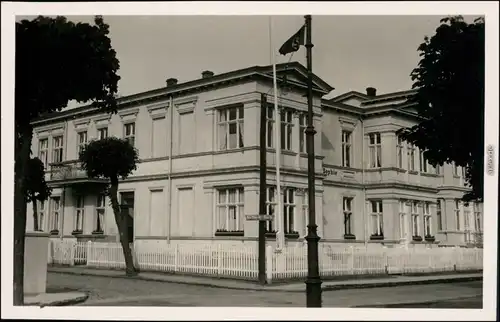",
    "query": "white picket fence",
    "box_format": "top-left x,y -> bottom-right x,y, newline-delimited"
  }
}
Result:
48,240 -> 483,283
